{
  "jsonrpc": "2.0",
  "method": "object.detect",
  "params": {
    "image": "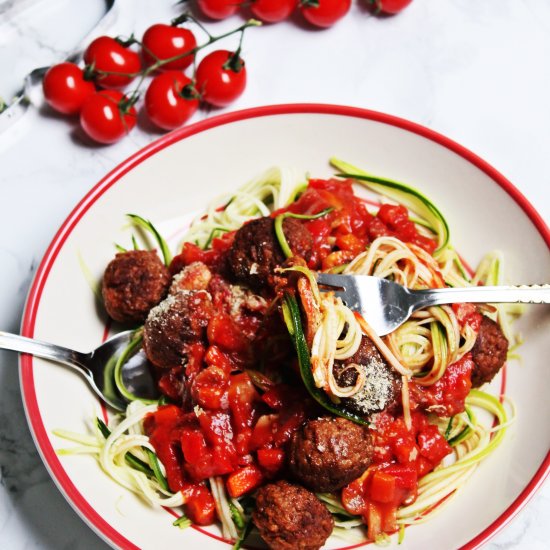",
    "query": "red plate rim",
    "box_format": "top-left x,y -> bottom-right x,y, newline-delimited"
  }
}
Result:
19,103 -> 550,550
